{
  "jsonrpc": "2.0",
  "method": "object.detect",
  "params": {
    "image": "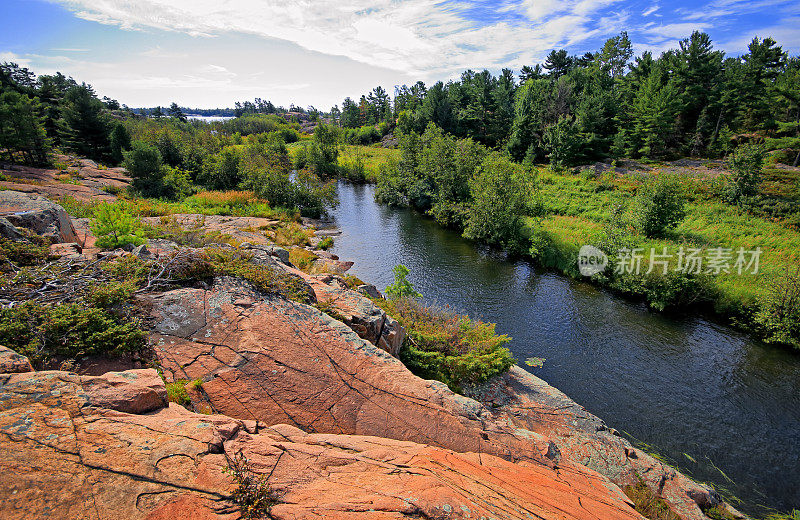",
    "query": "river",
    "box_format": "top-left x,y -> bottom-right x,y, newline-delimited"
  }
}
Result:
329,180 -> 800,516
